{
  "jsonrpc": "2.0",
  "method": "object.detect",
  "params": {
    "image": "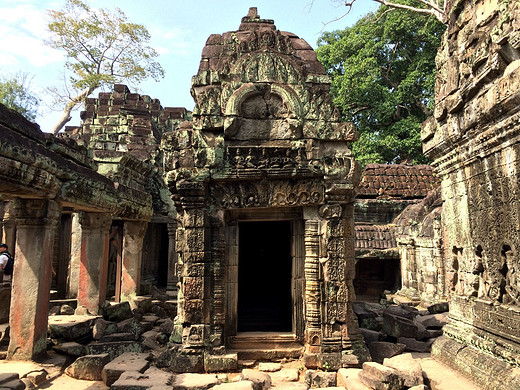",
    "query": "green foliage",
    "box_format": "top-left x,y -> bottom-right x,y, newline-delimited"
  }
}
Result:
0,72 -> 40,121
317,0 -> 445,166
46,0 -> 165,133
